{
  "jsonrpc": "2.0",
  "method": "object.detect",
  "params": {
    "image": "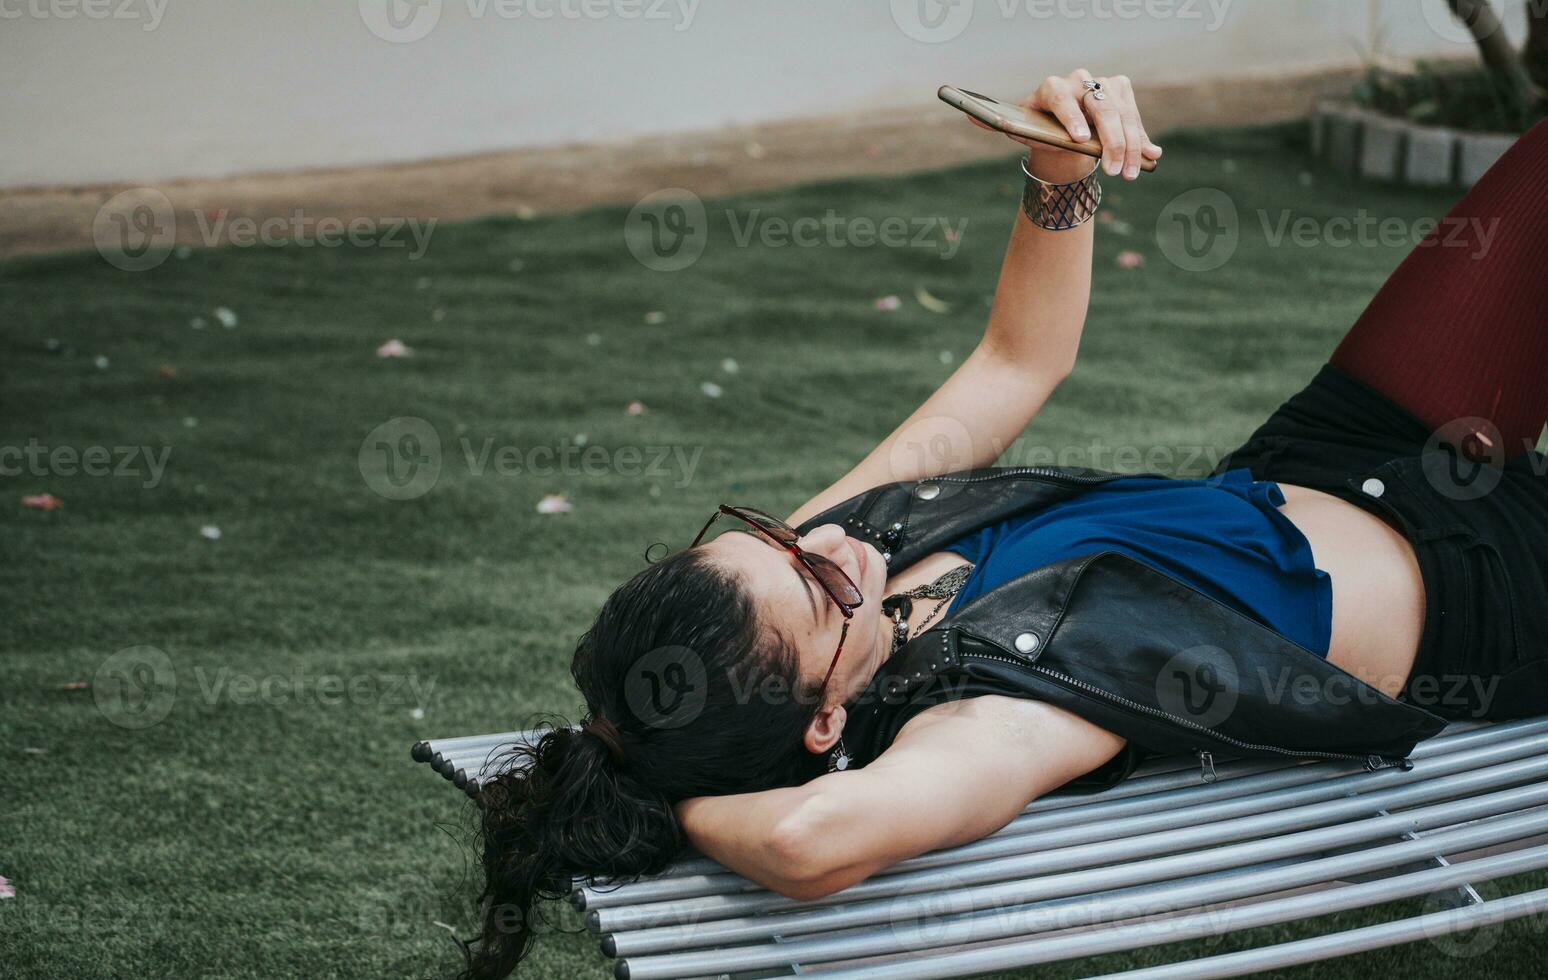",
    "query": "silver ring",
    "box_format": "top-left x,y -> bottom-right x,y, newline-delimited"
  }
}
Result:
1082,78 -> 1107,101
